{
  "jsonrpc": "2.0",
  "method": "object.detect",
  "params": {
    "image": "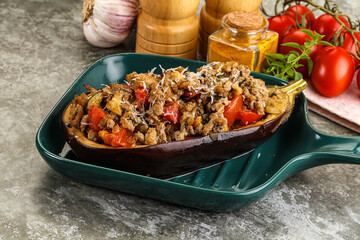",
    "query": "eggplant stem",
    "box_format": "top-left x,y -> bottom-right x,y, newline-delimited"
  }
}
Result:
281,79 -> 307,97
